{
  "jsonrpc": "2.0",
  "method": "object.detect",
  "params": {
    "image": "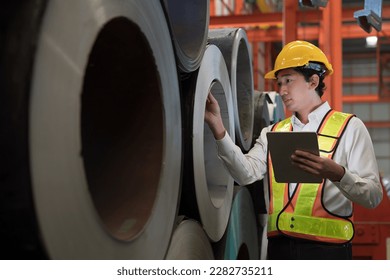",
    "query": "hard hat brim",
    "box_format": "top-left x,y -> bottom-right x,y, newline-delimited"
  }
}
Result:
264,65 -> 333,80
264,69 -> 277,79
